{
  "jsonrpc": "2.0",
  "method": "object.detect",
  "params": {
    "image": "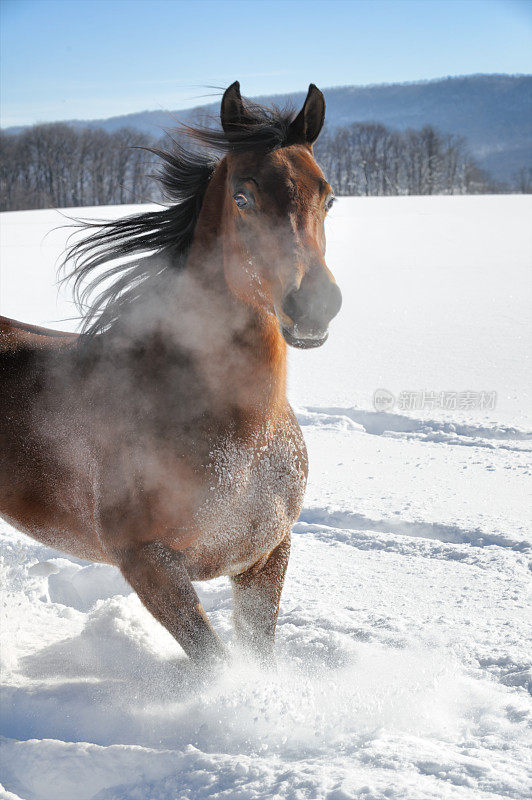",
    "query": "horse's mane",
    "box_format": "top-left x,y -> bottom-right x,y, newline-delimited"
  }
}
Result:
62,96 -> 296,336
